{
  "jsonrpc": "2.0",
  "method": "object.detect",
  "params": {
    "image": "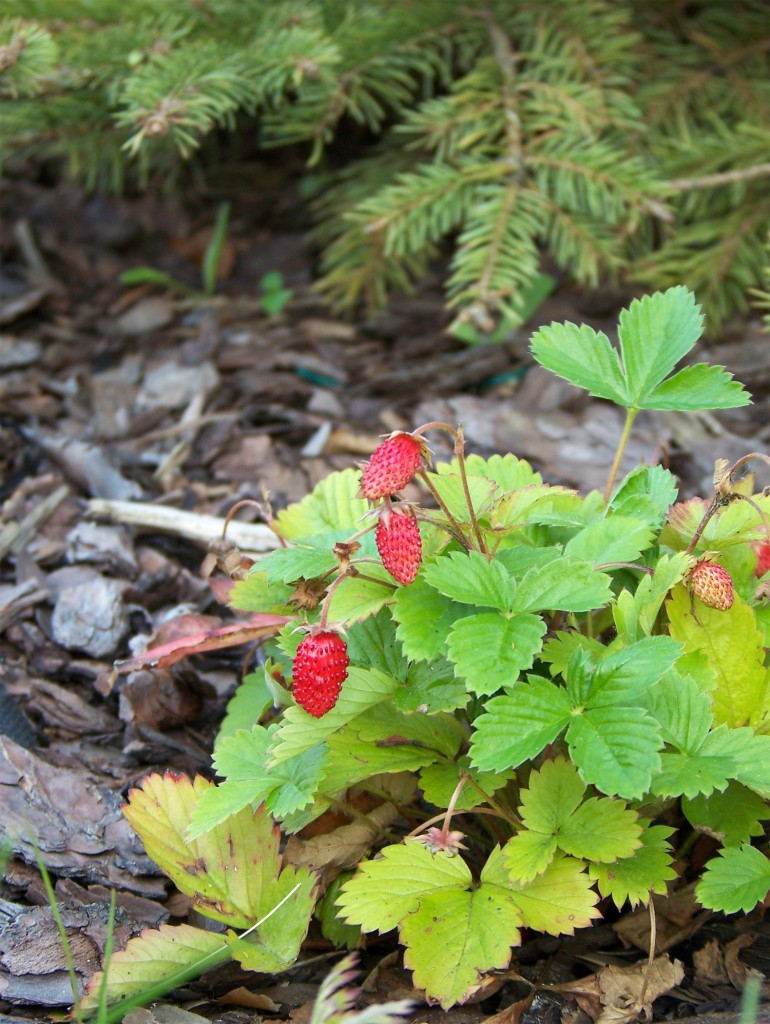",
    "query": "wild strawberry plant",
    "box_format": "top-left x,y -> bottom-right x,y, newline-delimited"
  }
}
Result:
88,286 -> 770,1015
